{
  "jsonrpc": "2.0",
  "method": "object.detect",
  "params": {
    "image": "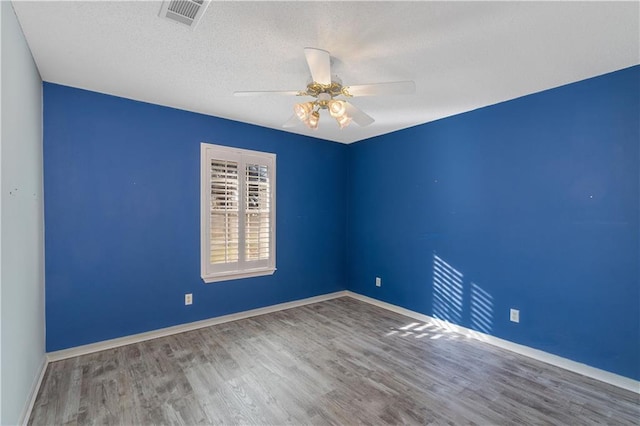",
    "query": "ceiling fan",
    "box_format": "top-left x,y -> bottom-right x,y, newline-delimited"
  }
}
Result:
234,48 -> 416,130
